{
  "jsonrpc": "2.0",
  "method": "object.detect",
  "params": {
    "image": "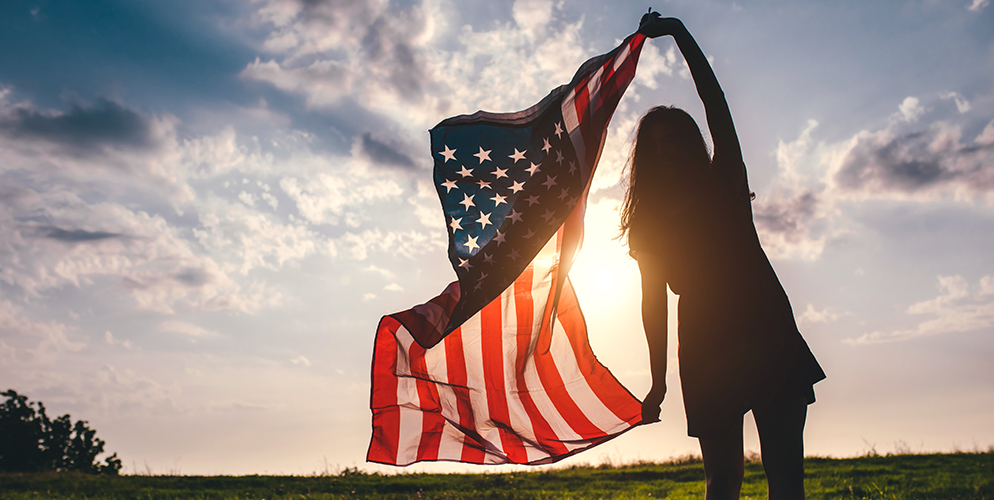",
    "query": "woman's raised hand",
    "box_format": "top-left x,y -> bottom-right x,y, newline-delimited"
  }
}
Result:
638,11 -> 684,39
